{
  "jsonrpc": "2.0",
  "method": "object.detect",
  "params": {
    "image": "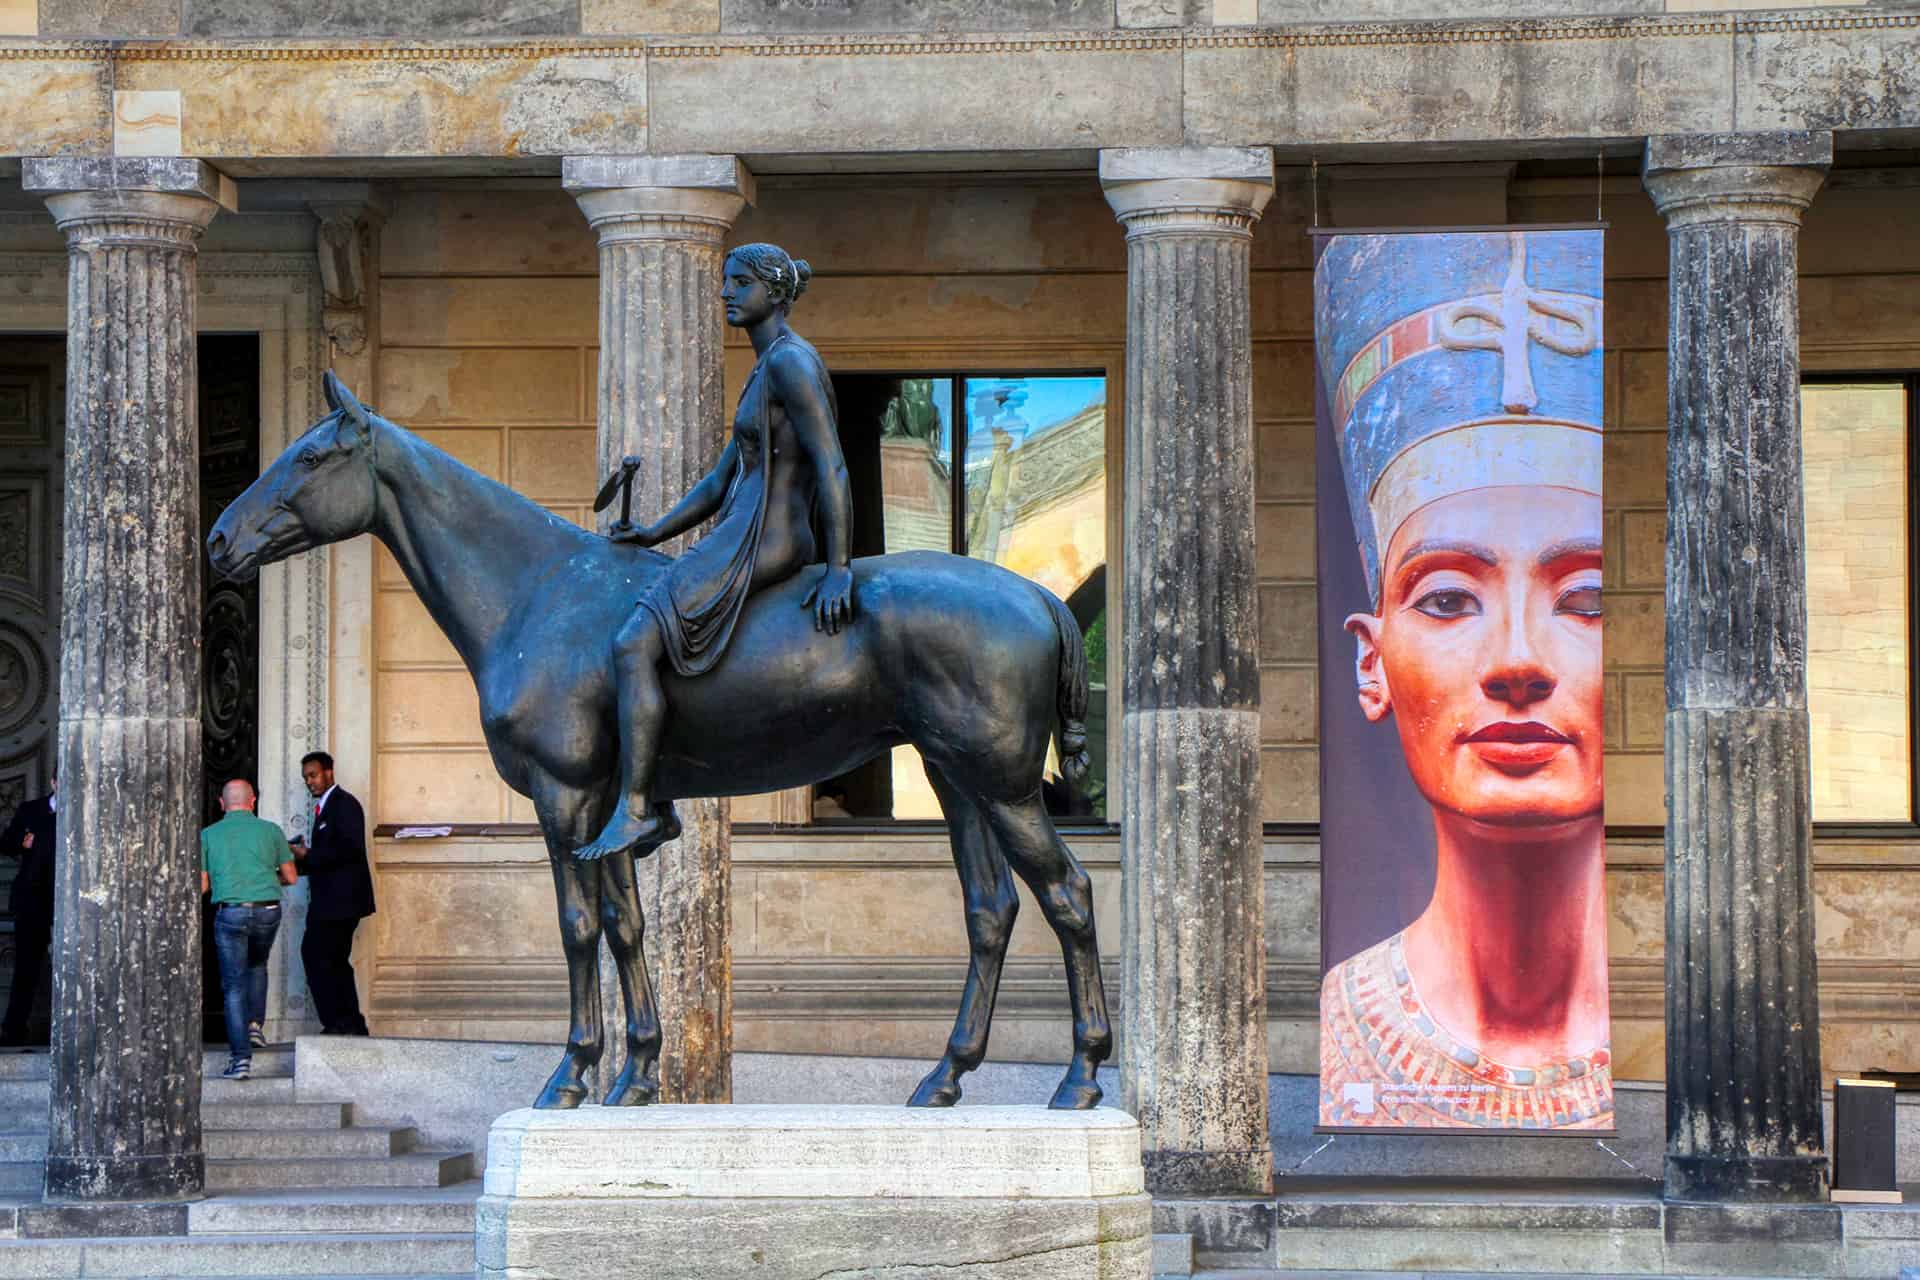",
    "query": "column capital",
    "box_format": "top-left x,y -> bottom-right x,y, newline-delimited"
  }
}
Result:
24,156 -> 235,245
1643,131 -> 1831,231
563,154 -> 756,244
1099,146 -> 1275,238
